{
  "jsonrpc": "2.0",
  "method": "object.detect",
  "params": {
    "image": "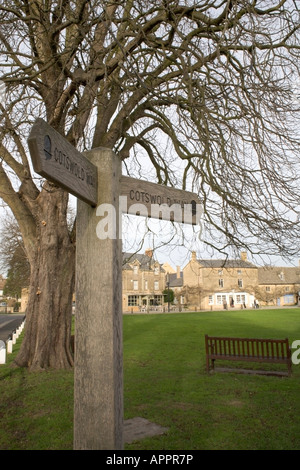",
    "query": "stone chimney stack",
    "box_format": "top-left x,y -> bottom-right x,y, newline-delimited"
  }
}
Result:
145,248 -> 153,258
176,266 -> 181,279
191,251 -> 196,261
241,251 -> 247,261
